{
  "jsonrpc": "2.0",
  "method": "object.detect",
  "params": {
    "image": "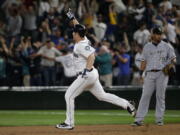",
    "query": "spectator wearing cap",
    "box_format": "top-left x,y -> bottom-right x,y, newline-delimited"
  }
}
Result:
49,28 -> 65,50
114,45 -> 131,85
34,40 -> 61,86
95,45 -> 113,87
